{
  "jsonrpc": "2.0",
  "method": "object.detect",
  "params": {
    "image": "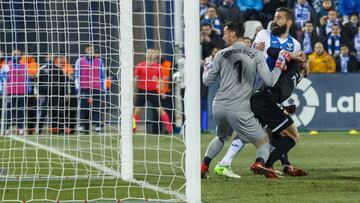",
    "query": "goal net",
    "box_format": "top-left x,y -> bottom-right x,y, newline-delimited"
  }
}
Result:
0,0 -> 200,202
